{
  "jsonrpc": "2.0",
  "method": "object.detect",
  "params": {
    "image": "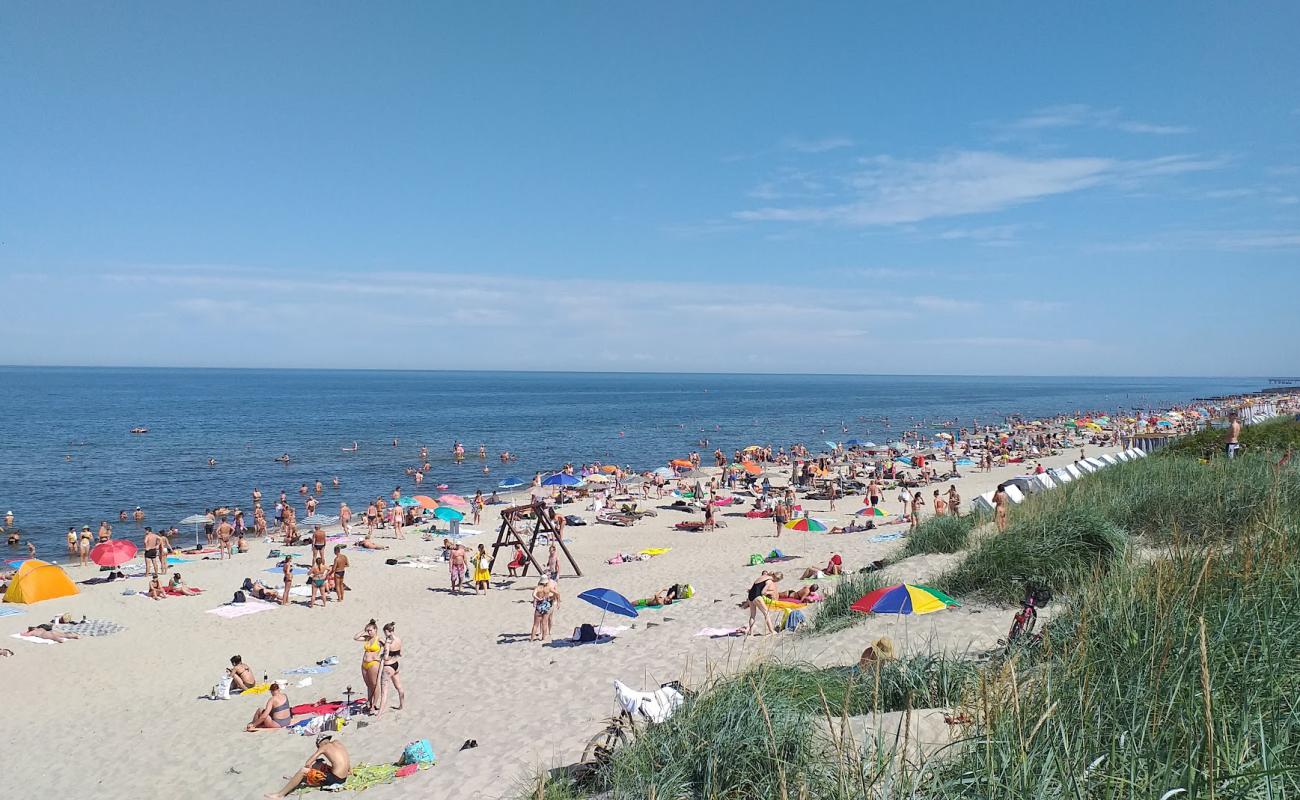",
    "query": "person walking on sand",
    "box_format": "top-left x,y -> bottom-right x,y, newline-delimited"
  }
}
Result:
744,571 -> 781,636
530,578 -> 560,642
993,486 -> 1010,532
449,541 -> 467,593
265,734 -> 351,797
473,544 -> 491,595
868,478 -> 882,511
331,544 -> 349,603
339,502 -> 351,534
910,491 -> 924,532
773,498 -> 788,538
